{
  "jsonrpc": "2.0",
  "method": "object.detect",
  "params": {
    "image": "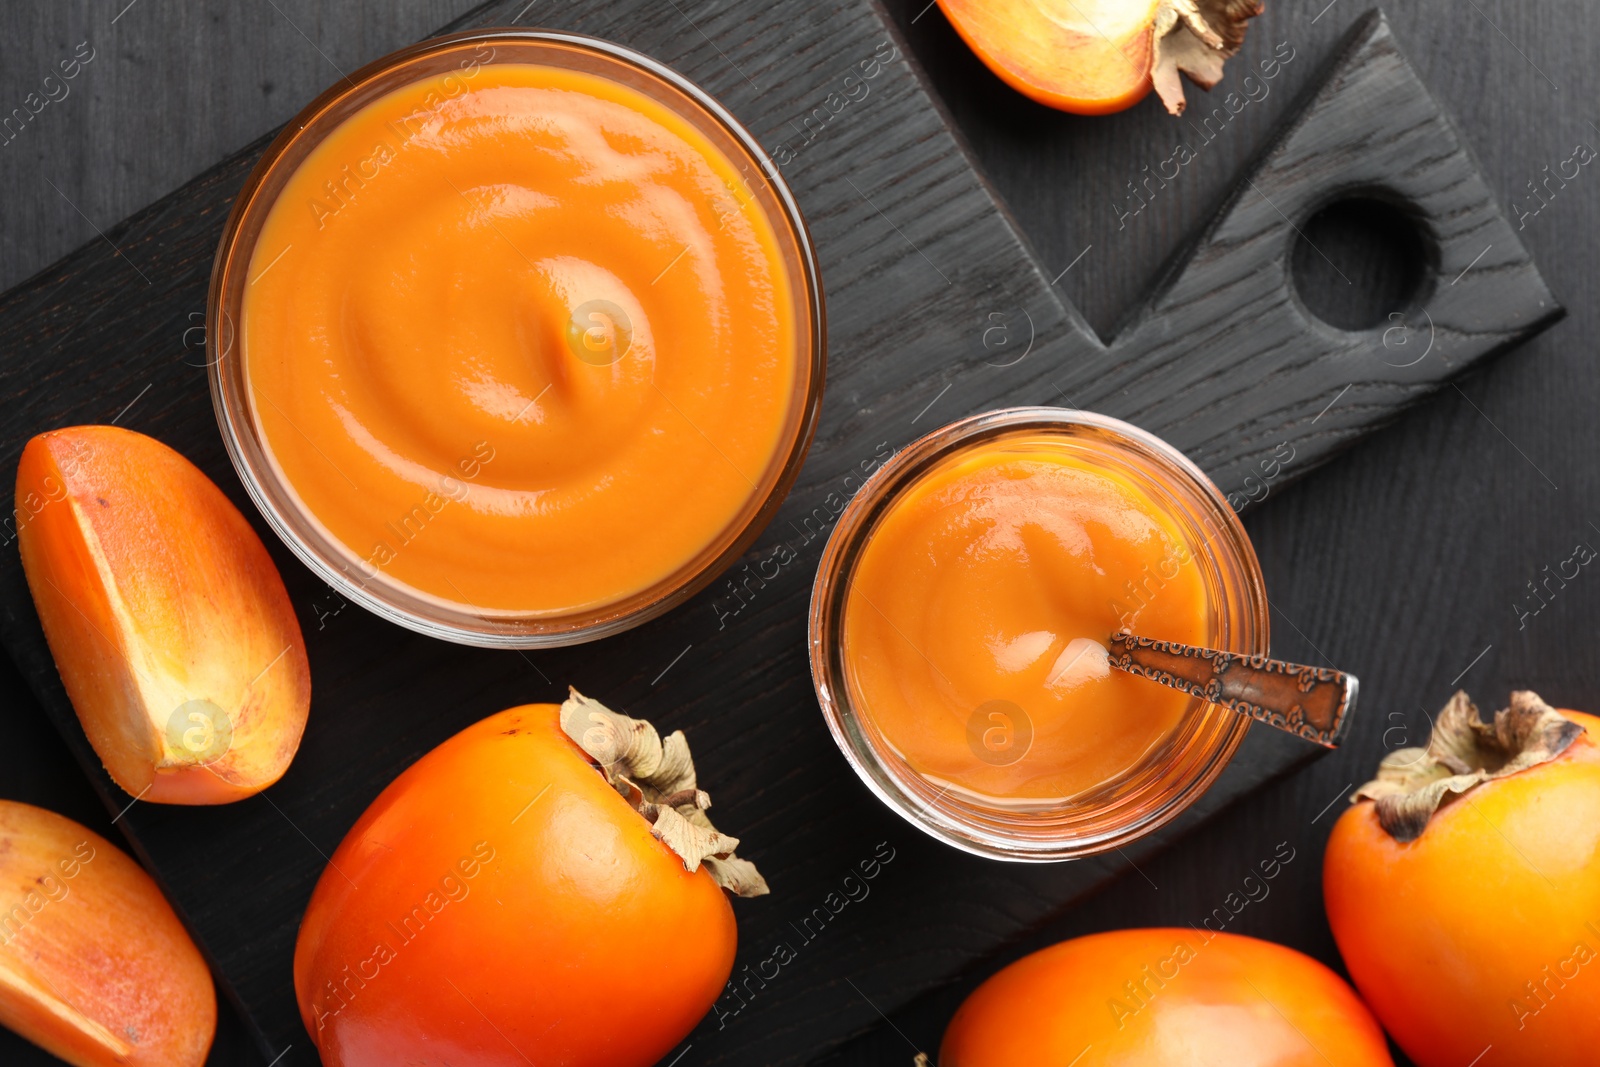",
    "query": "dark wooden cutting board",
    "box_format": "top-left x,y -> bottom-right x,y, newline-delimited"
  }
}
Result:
0,1 -> 1557,1064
